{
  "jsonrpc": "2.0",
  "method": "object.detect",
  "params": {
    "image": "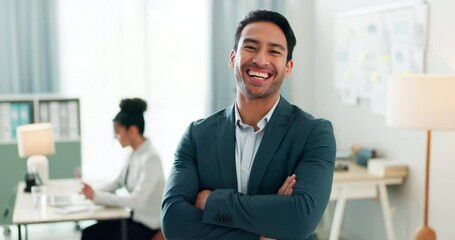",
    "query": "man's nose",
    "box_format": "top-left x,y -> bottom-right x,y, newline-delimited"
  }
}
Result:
252,50 -> 270,67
